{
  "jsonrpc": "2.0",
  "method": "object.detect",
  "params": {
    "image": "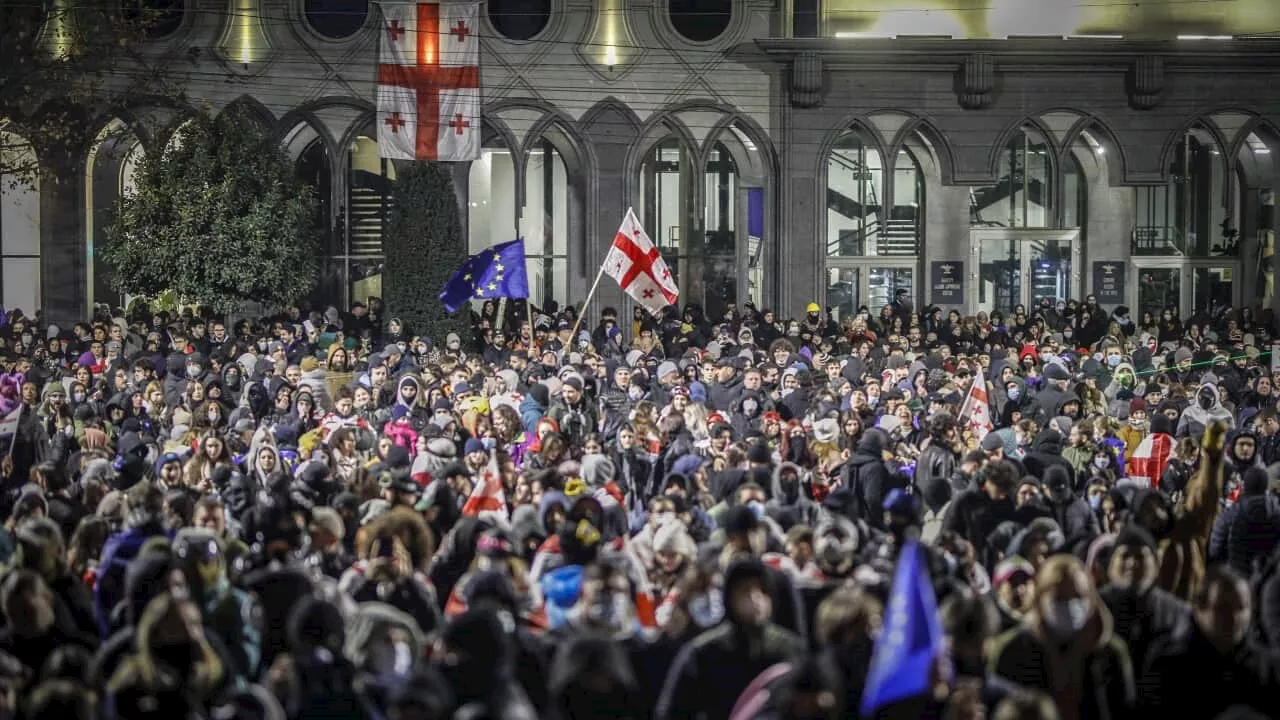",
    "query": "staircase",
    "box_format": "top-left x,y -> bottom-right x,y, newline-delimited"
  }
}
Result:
969,177 -> 1049,226
348,170 -> 392,256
